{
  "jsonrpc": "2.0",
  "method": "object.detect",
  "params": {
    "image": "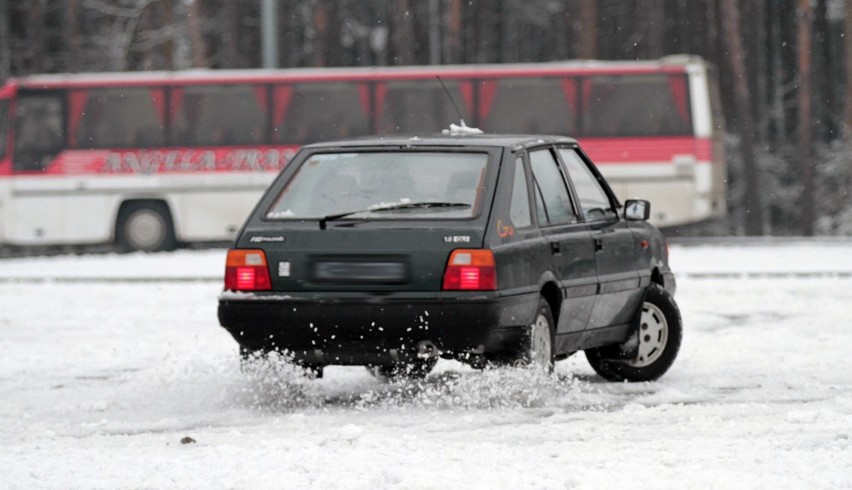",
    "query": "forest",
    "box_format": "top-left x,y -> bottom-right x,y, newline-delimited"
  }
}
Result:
1,0 -> 850,236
